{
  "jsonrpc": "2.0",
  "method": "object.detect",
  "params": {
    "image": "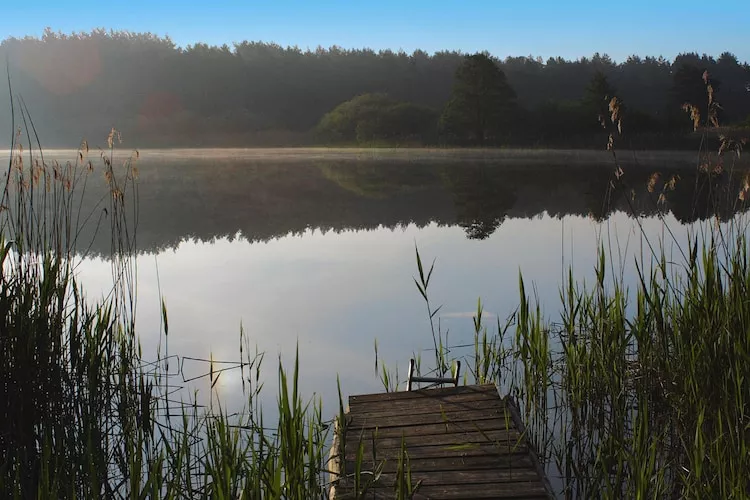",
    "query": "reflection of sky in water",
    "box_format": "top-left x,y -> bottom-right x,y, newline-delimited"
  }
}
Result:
74,211 -> 716,417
